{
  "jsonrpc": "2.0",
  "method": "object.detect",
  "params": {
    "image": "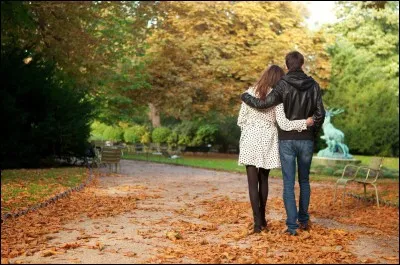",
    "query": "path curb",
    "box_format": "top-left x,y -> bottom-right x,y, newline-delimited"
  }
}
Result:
1,165 -> 96,223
